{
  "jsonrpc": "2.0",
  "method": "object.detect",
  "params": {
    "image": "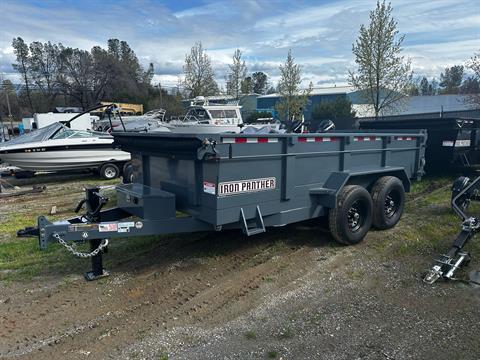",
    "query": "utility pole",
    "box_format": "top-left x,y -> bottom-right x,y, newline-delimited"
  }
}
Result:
0,73 -> 14,135
158,83 -> 163,108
